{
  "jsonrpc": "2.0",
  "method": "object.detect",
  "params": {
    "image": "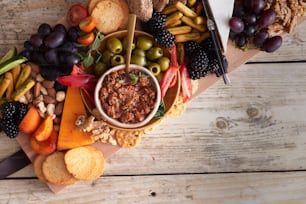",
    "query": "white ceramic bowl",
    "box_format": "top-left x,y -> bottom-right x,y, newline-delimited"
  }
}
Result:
94,64 -> 161,129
